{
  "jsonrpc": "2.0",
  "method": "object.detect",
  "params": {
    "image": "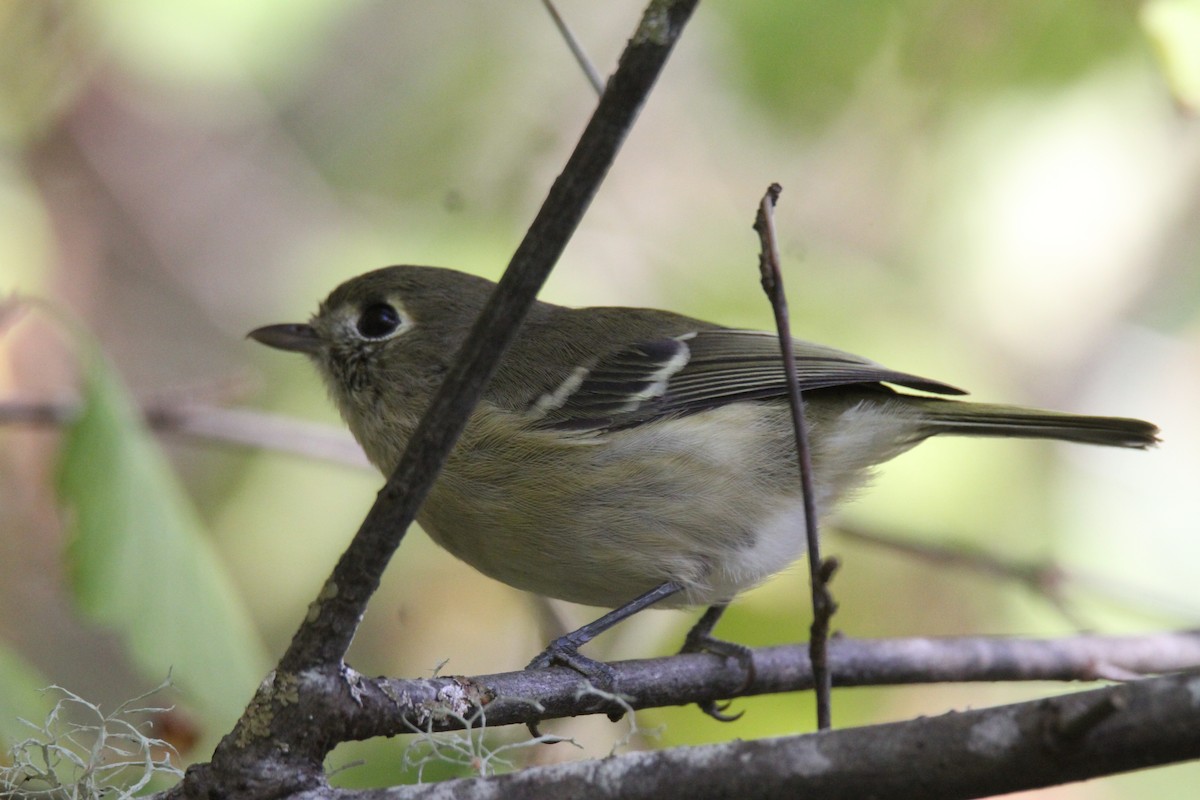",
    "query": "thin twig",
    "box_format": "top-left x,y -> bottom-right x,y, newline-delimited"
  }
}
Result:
834,523 -> 1083,627
542,0 -> 605,96
835,522 -> 1200,627
753,183 -> 836,730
